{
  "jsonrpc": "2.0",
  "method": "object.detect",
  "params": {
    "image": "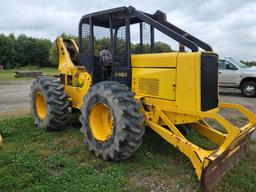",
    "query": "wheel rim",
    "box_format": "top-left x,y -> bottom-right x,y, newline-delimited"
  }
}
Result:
244,85 -> 255,96
35,92 -> 47,120
89,103 -> 113,142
